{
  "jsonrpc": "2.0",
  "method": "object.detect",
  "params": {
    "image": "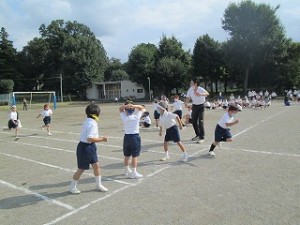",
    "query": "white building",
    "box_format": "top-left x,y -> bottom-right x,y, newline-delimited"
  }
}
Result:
86,80 -> 145,100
